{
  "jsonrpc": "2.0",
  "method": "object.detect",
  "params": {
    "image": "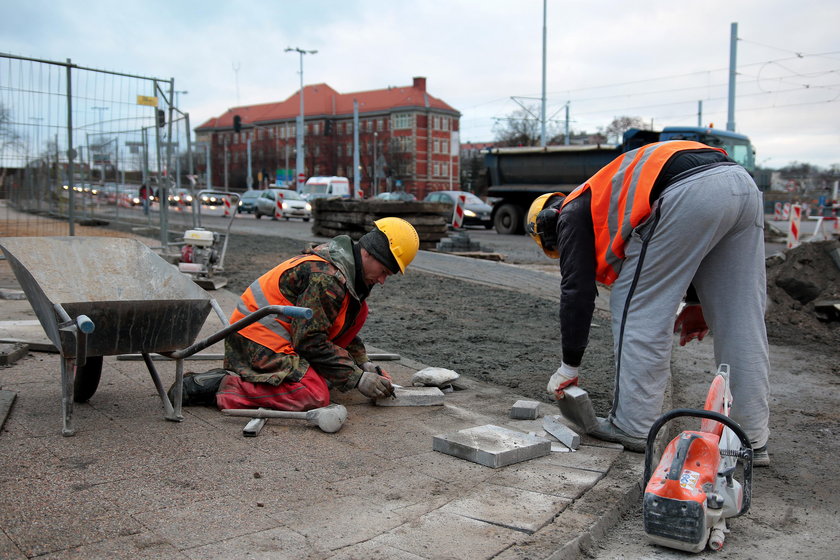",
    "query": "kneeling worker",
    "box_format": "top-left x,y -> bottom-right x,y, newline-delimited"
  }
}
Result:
176,217 -> 419,411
